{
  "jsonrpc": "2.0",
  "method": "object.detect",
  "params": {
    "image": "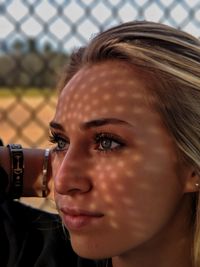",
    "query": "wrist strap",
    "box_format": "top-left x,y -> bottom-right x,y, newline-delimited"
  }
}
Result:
42,148 -> 50,197
7,144 -> 24,199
